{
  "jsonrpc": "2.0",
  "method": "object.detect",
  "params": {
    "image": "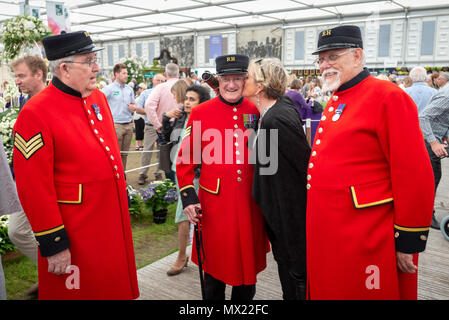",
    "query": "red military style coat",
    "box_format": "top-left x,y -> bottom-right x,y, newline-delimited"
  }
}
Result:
176,96 -> 269,286
13,77 -> 139,299
306,69 -> 434,300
